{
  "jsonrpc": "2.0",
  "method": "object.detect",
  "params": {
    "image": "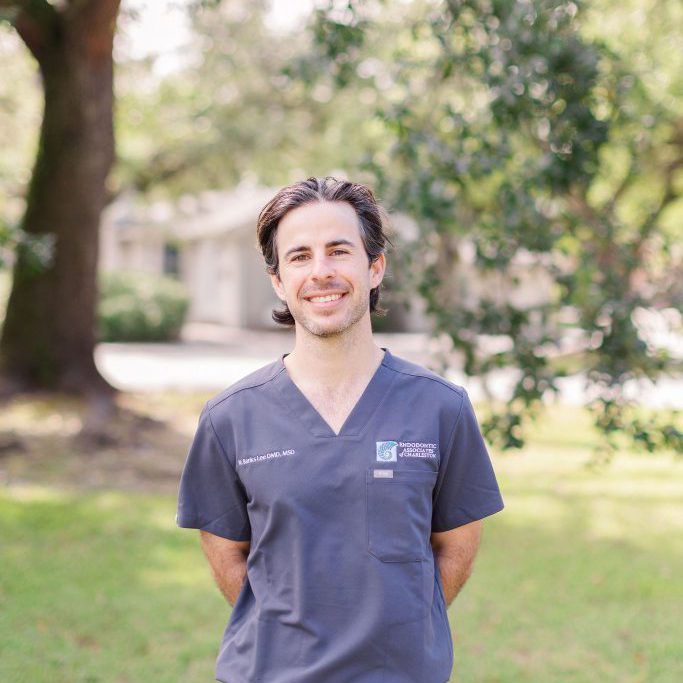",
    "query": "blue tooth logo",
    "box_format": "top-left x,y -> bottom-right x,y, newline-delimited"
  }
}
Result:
376,441 -> 398,462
